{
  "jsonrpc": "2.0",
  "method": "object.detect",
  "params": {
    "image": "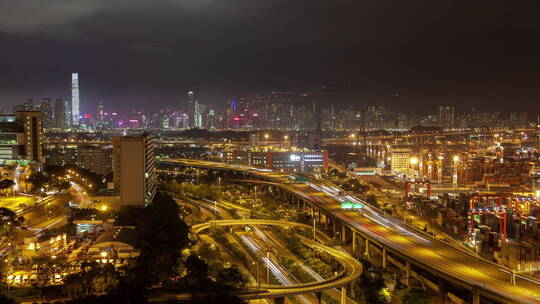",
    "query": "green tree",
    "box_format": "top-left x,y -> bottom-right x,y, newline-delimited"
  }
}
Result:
117,193 -> 189,286
366,194 -> 379,208
0,295 -> 17,304
53,180 -> 72,191
216,265 -> 248,290
0,179 -> 15,196
353,257 -> 388,304
399,288 -> 433,304
27,171 -> 49,191
64,273 -> 85,299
